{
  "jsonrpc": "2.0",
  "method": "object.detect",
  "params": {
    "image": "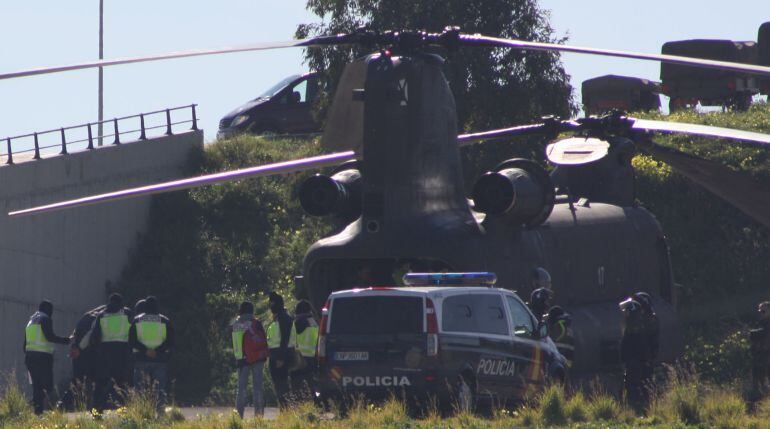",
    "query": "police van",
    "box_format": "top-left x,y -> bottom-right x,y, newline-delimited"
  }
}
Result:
316,272 -> 567,410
